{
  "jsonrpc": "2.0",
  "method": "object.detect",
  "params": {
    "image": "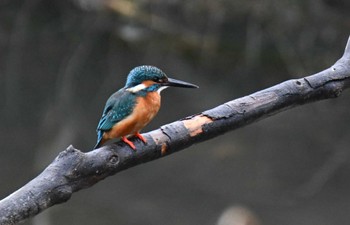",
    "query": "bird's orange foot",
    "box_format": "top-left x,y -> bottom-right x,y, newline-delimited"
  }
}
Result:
135,132 -> 147,144
122,136 -> 136,150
